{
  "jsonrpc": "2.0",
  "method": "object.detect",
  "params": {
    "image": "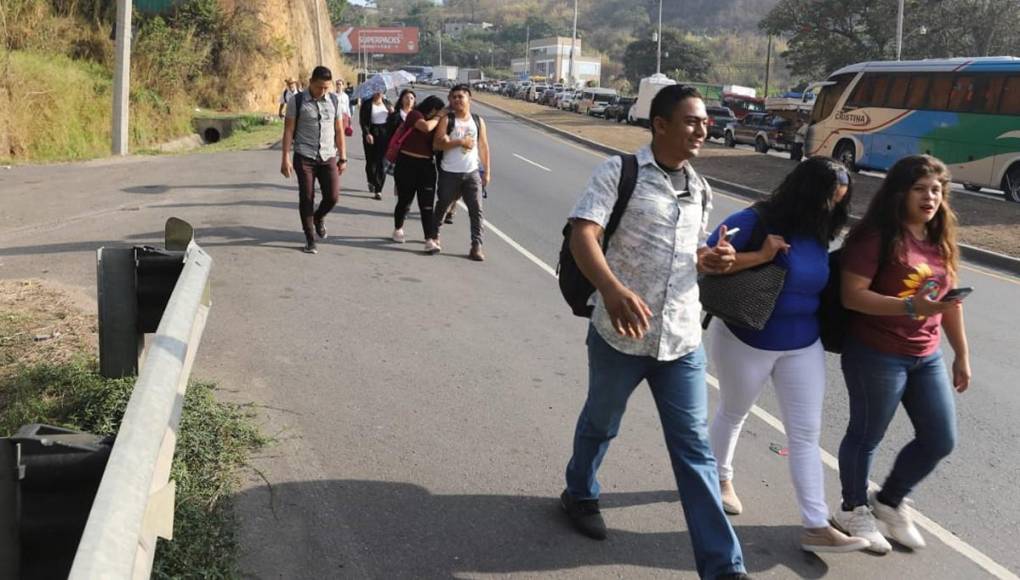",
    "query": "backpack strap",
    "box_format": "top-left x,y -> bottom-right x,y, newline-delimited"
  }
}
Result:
291,91 -> 305,142
602,154 -> 639,248
329,92 -> 339,116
